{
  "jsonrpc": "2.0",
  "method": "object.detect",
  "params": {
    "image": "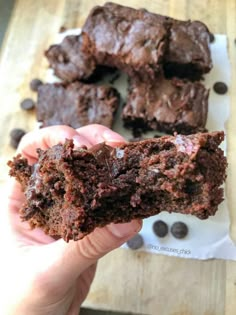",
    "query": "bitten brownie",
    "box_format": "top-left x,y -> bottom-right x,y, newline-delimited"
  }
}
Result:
36,82 -> 119,128
8,131 -> 227,241
122,75 -> 209,135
